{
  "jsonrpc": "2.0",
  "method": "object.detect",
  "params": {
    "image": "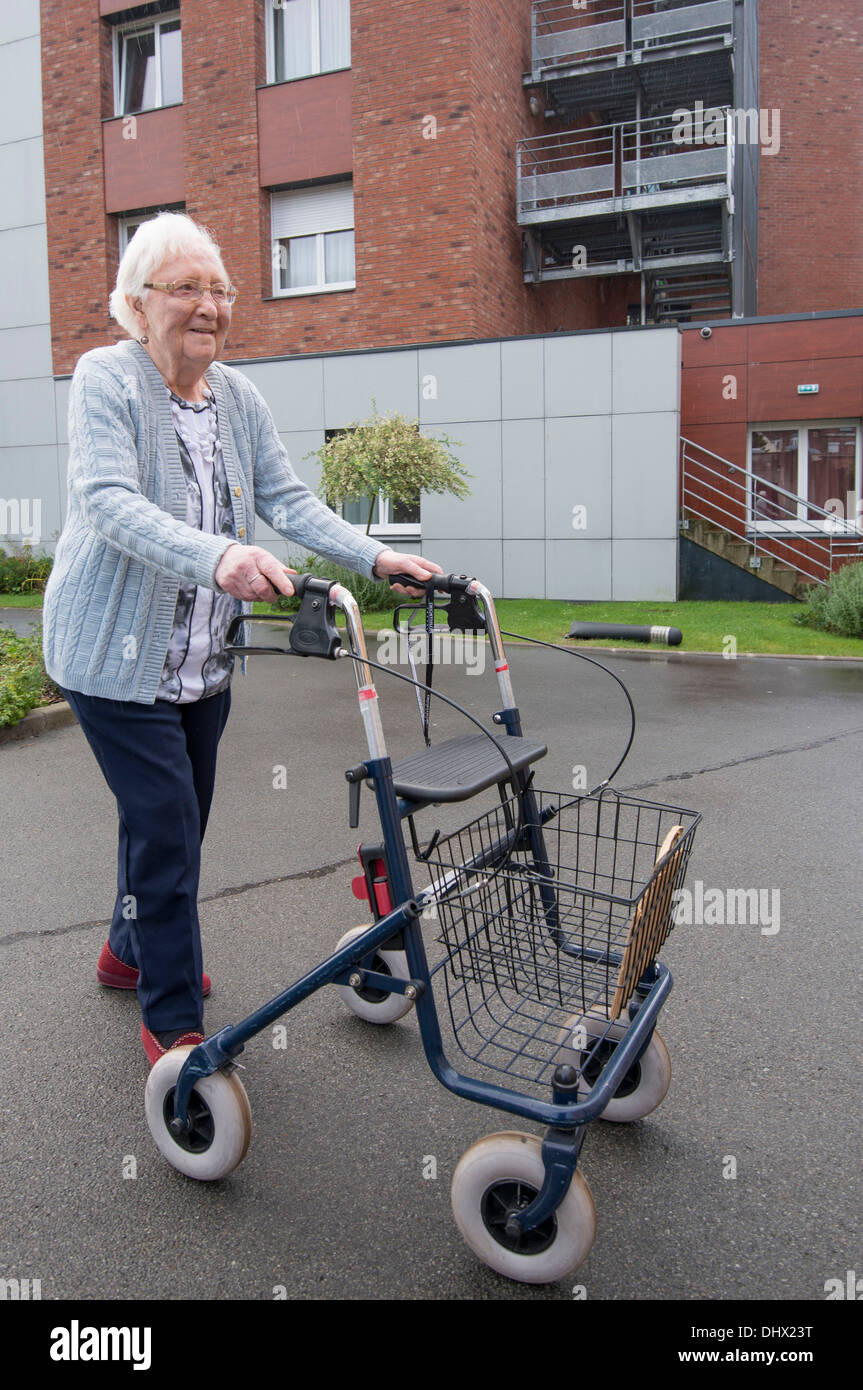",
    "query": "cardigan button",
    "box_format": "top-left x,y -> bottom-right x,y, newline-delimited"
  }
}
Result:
238,526 -> 246,537
233,487 -> 241,497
